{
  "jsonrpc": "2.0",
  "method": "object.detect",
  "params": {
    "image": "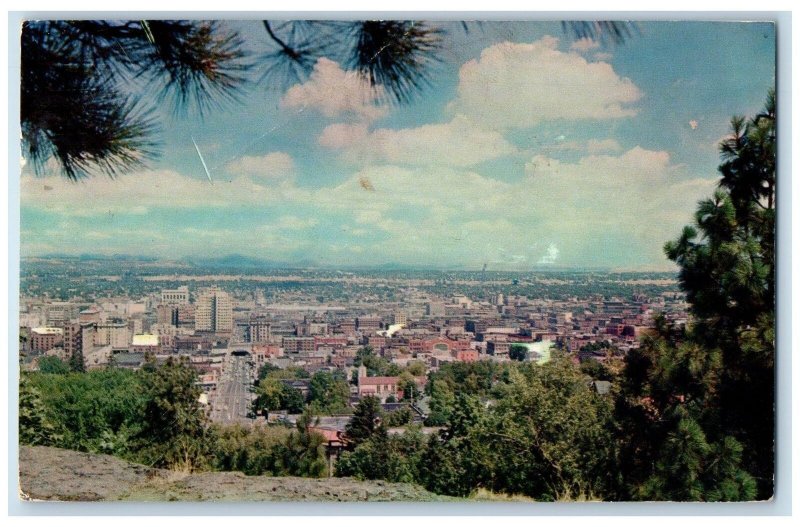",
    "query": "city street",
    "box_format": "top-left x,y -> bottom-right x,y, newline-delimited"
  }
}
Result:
209,353 -> 255,425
